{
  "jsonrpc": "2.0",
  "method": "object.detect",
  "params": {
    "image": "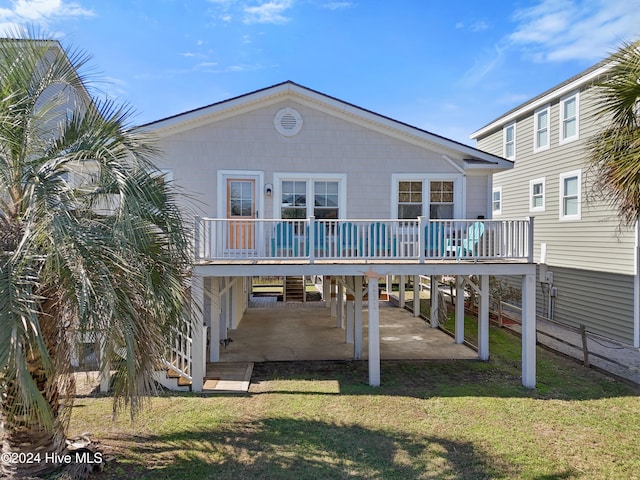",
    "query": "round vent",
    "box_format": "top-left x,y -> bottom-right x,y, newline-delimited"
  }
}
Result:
274,107 -> 303,137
